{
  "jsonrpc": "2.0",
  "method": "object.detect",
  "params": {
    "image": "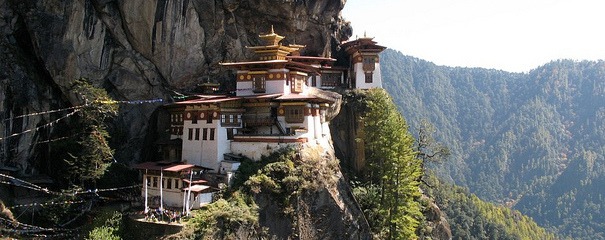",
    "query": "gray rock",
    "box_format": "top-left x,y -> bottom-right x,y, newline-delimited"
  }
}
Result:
0,0 -> 350,170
